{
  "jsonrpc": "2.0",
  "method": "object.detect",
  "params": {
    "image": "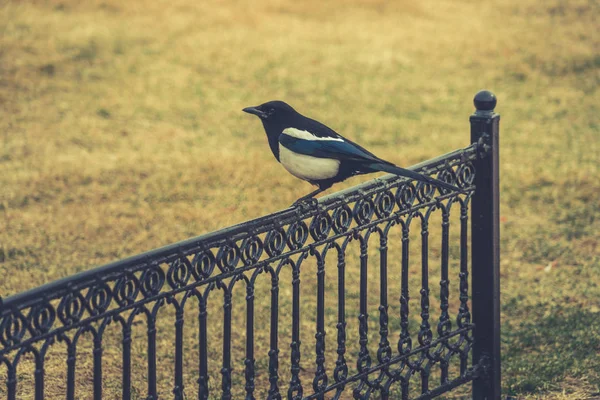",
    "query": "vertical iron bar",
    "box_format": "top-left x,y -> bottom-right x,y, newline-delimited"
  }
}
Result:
401,380 -> 409,400
122,324 -> 132,400
353,235 -> 372,399
222,289 -> 233,400
147,315 -> 158,400
34,353 -> 44,400
470,90 -> 501,400
359,237 -> 369,366
458,200 -> 471,375
438,208 -> 450,384
377,230 -> 391,400
67,343 -> 76,400
93,334 -> 103,400
419,216 -> 431,393
174,305 -> 185,399
333,248 -> 348,392
377,233 -> 391,364
7,364 -> 16,400
198,297 -> 209,400
289,266 -> 302,399
245,282 -> 256,400
398,224 -> 411,356
358,237 -> 370,371
268,272 -> 280,399
313,254 -> 327,397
